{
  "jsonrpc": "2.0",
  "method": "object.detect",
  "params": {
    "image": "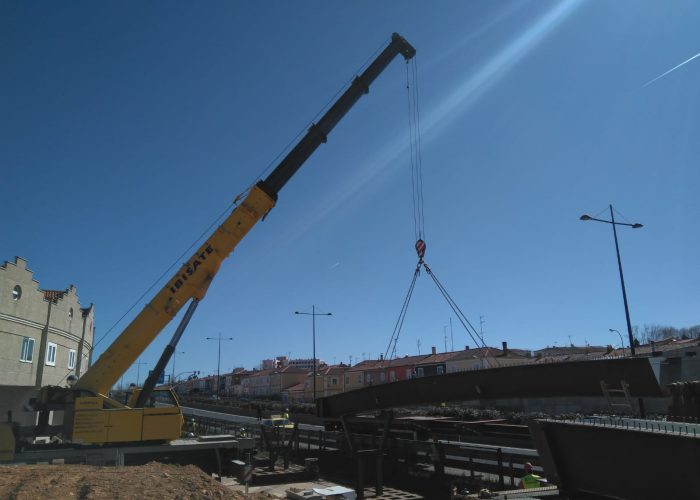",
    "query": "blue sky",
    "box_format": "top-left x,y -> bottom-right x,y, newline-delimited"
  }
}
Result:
2,1 -> 698,386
